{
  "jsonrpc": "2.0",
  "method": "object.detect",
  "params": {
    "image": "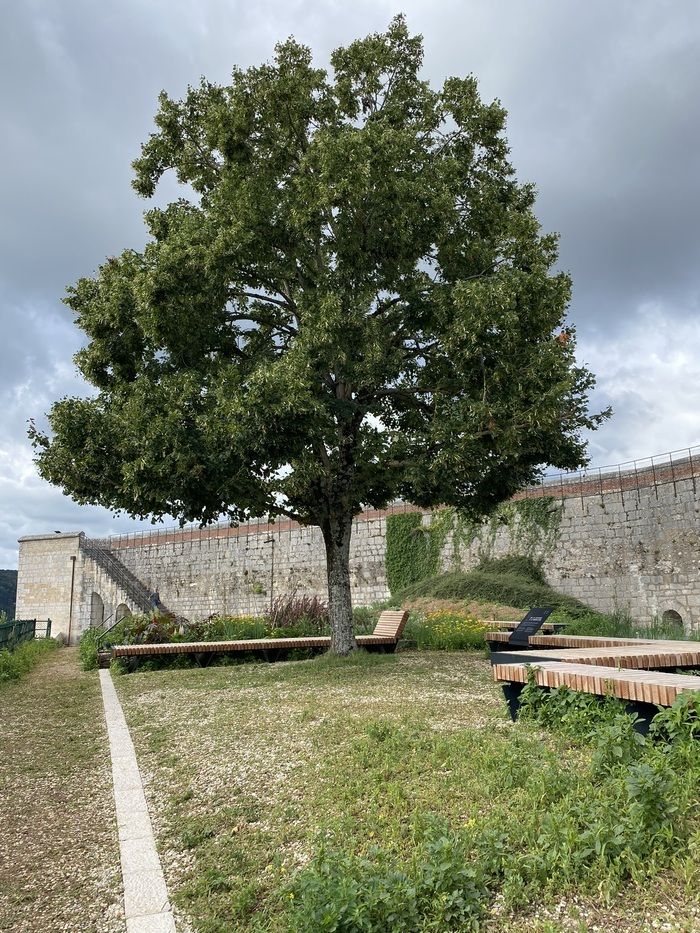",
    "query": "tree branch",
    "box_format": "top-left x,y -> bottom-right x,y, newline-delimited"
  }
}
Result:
369,295 -> 404,318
